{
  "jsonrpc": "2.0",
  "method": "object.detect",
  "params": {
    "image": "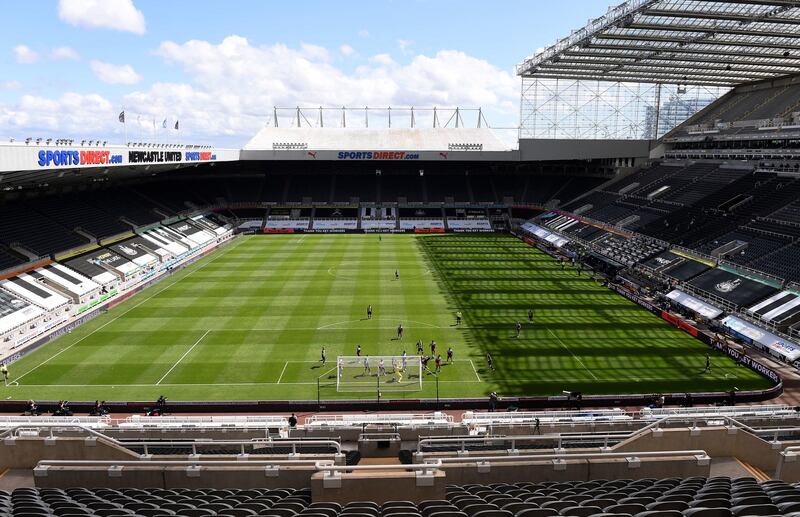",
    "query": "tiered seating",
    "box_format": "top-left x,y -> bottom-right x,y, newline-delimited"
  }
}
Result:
426,175 -> 470,202
381,175 -> 424,202
594,234 -> 664,265
745,220 -> 800,240
27,197 -> 129,239
526,177 -> 565,205
85,190 -> 163,226
226,177 -> 266,203
0,247 -> 26,270
586,205 -> 635,225
608,164 -> 685,195
0,204 -> 88,256
468,175 -> 495,203
7,487 -> 312,517
333,175 -> 378,202
444,477 -> 800,517
11,478 -> 800,517
287,175 -> 331,203
769,201 -> 800,225
133,181 -> 203,213
698,229 -> 790,265
562,192 -> 619,213
492,175 -> 528,202
749,244 -> 800,281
